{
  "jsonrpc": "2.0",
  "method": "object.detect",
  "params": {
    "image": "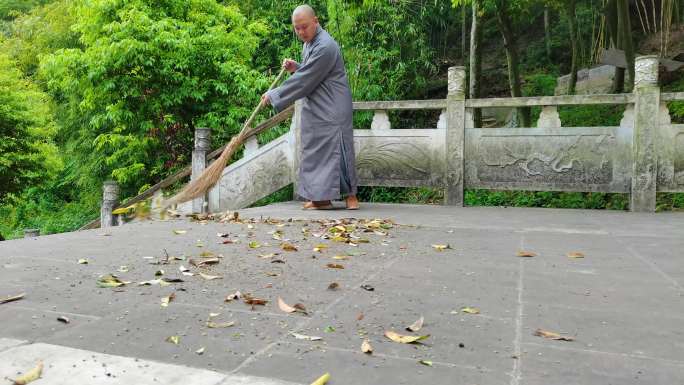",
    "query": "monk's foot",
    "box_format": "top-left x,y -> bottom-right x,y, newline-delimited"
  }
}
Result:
302,200 -> 333,210
345,195 -> 359,210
